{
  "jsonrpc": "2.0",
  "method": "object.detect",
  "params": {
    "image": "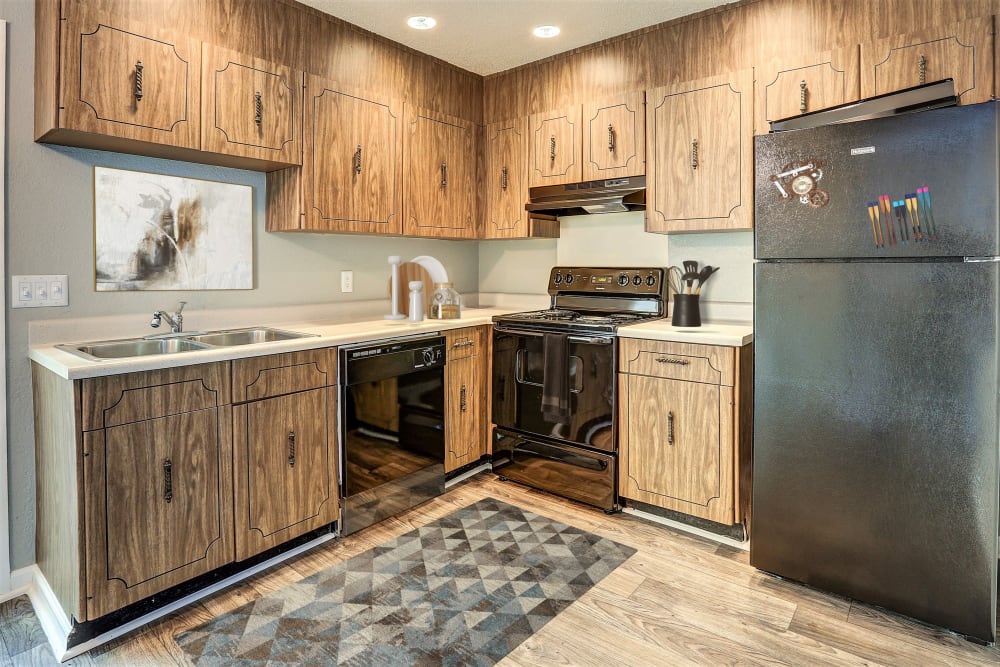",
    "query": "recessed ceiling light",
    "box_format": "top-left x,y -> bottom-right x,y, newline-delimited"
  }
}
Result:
407,16 -> 437,30
533,25 -> 560,38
